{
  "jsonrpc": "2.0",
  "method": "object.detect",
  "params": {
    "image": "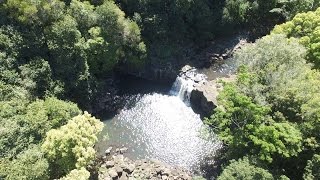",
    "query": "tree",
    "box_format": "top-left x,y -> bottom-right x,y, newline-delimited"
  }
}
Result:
0,96 -> 80,159
211,33 -> 320,179
68,0 -> 97,33
0,145 -> 49,180
19,58 -> 55,98
206,82 -> 303,162
94,0 -> 146,75
304,154 -> 320,180
24,97 -> 81,140
60,168 -> 90,180
272,7 -> 320,67
217,158 -> 273,180
41,112 -> 103,176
